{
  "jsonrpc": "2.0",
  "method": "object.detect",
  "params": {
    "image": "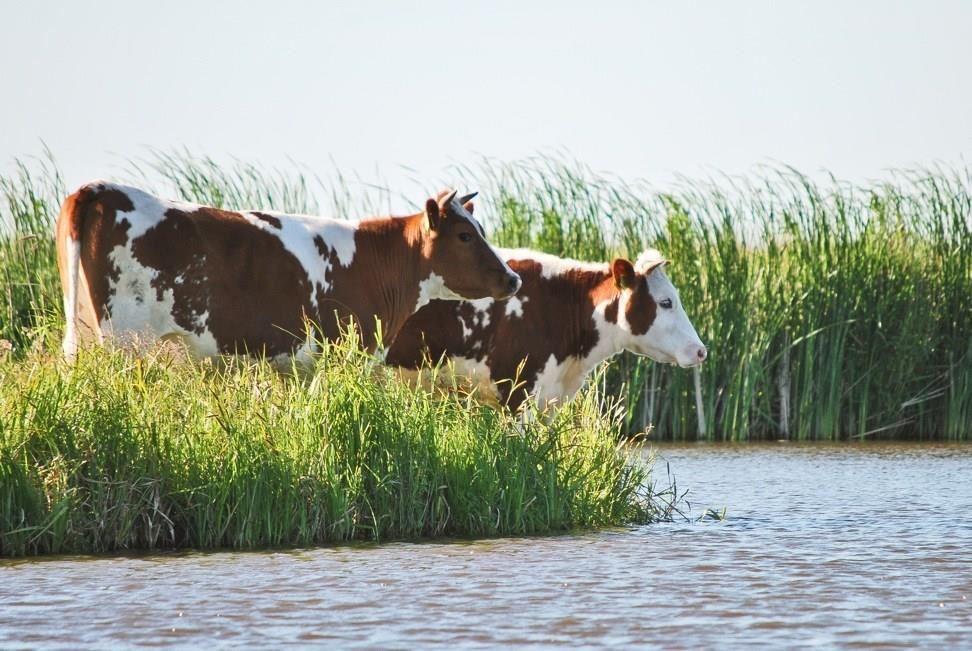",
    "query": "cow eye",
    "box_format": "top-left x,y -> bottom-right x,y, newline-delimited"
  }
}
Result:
659,298 -> 673,309
458,232 -> 472,243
